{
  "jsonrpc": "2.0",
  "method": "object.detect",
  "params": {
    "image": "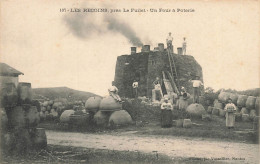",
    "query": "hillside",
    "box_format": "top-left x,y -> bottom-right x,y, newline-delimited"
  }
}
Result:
32,87 -> 100,101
